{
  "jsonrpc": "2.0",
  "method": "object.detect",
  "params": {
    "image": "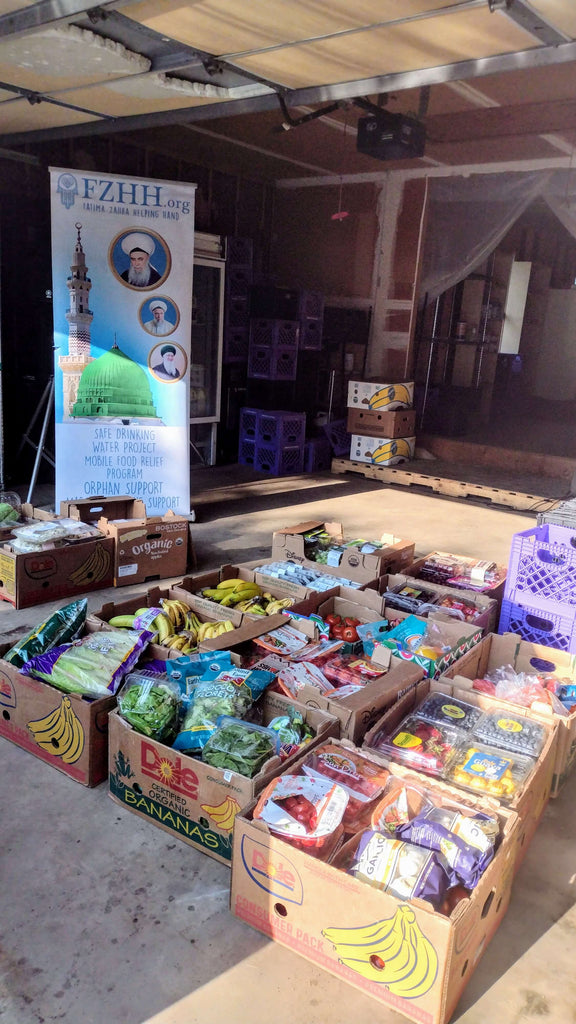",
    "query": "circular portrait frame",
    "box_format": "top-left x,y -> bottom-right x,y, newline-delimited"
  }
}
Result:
109,228 -> 172,292
139,294 -> 180,338
148,340 -> 188,384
